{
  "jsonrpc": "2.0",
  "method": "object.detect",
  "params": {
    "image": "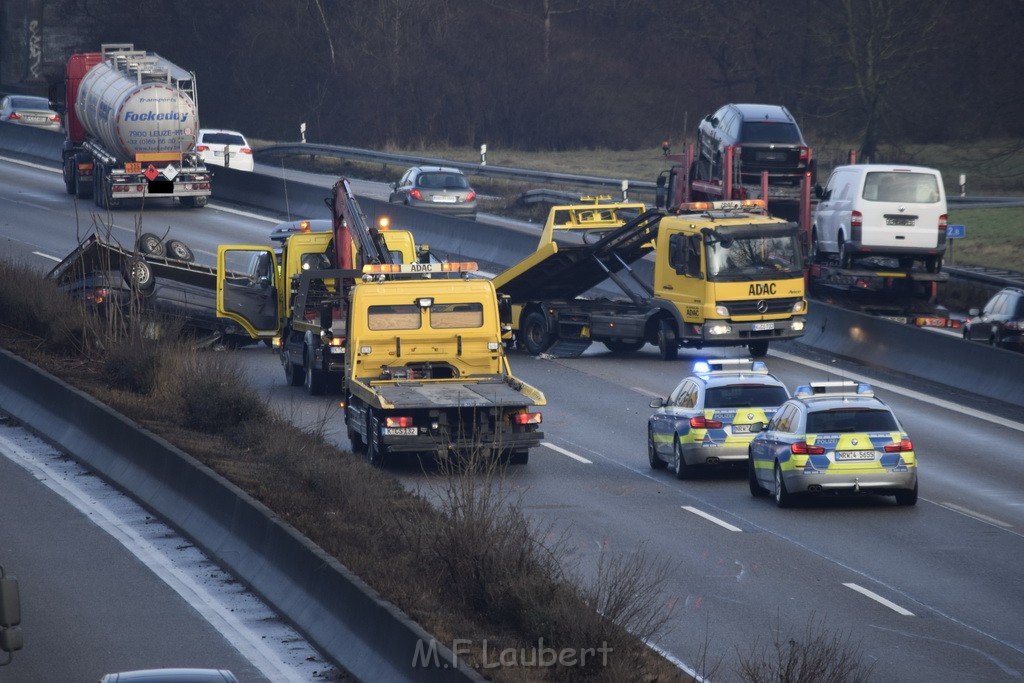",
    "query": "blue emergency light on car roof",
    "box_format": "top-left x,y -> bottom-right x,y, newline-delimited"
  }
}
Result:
692,358 -> 768,375
795,381 -> 874,399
